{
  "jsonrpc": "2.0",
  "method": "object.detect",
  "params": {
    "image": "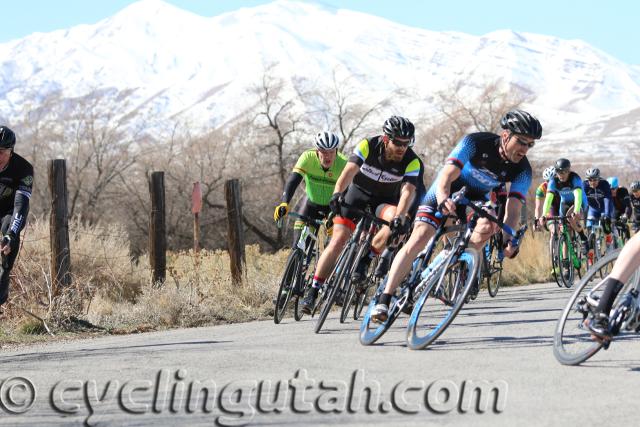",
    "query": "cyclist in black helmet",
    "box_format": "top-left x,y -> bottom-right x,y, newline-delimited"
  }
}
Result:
300,116 -> 425,313
371,109 -> 541,322
0,126 -> 33,310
